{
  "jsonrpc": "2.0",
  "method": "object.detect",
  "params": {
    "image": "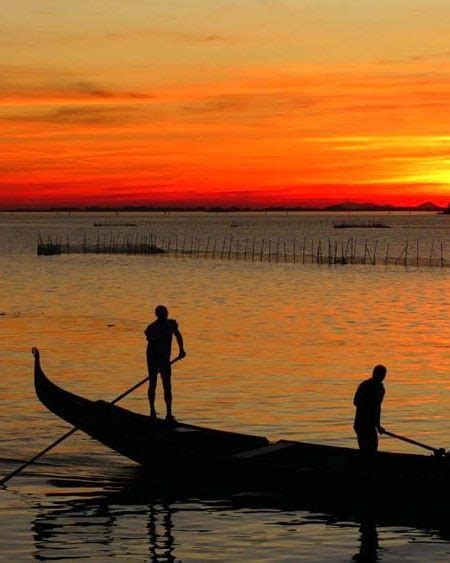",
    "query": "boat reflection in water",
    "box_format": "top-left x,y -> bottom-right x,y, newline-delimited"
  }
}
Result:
32,484 -> 177,561
28,472 -> 450,562
352,521 -> 379,563
147,503 -> 176,563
